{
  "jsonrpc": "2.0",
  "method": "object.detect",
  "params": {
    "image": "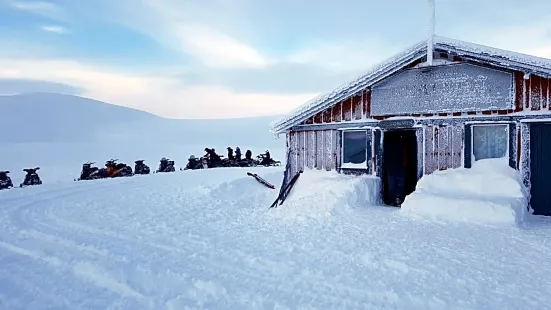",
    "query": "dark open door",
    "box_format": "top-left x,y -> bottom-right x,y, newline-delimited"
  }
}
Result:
529,123 -> 551,216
